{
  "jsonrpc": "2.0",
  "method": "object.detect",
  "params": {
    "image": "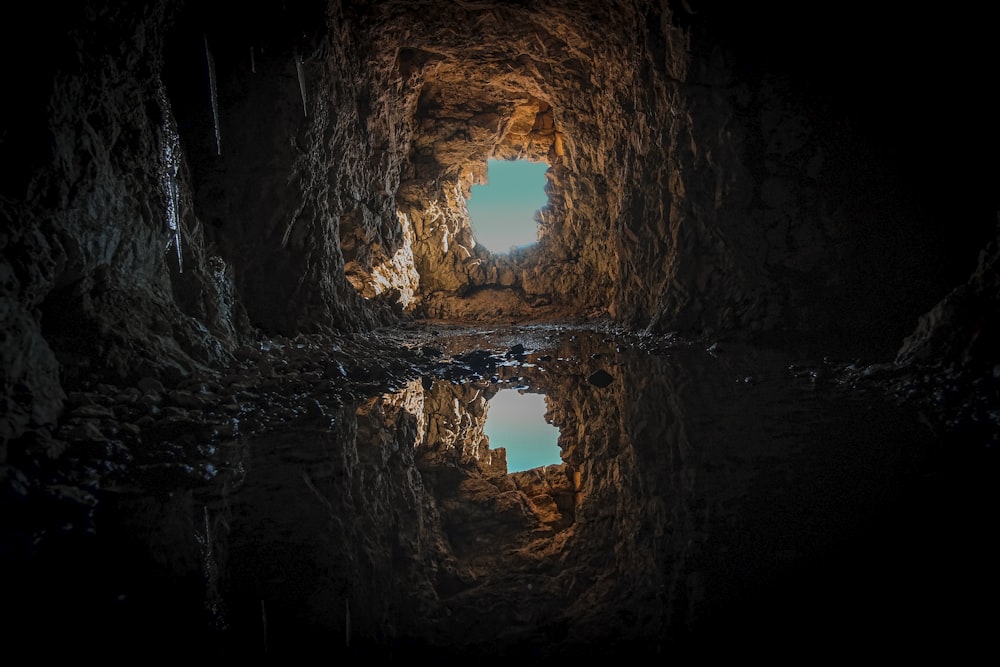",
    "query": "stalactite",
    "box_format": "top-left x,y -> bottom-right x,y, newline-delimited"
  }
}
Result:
295,53 -> 308,117
195,505 -> 227,631
204,34 -> 222,155
345,598 -> 351,648
156,82 -> 183,273
261,600 -> 268,653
